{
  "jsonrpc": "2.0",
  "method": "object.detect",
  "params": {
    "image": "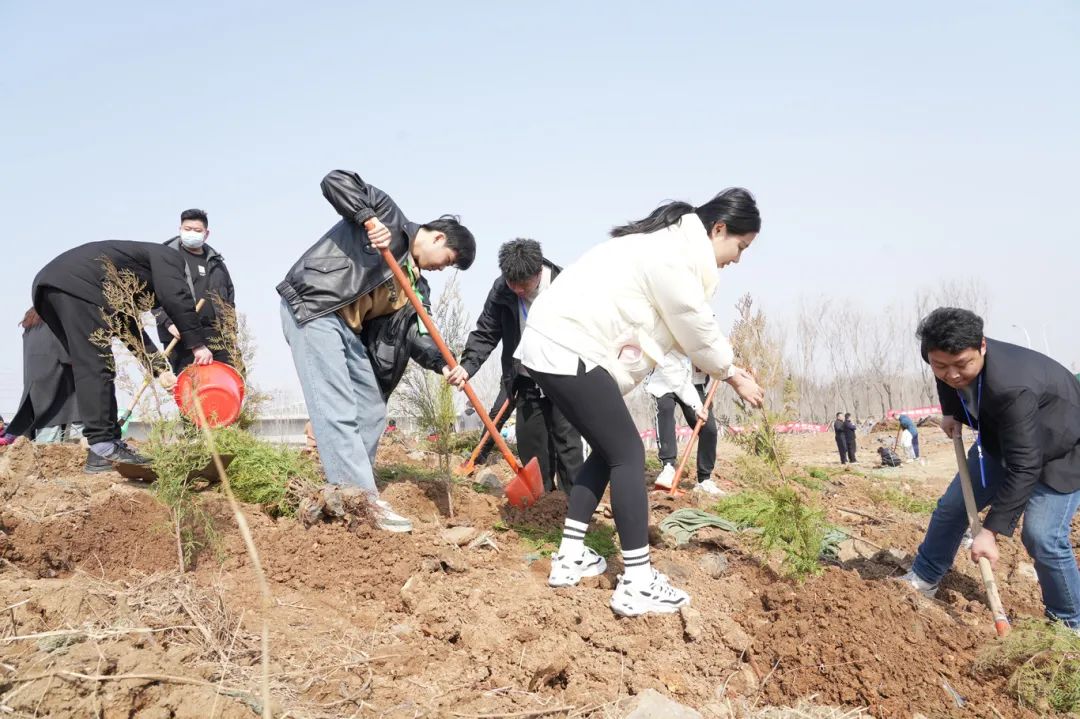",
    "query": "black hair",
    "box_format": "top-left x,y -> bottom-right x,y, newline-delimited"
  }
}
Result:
916,307 -> 985,362
845,413 -> 852,419
180,208 -> 209,227
836,412 -> 843,419
610,187 -> 761,238
422,214 -> 475,270
498,238 -> 544,283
